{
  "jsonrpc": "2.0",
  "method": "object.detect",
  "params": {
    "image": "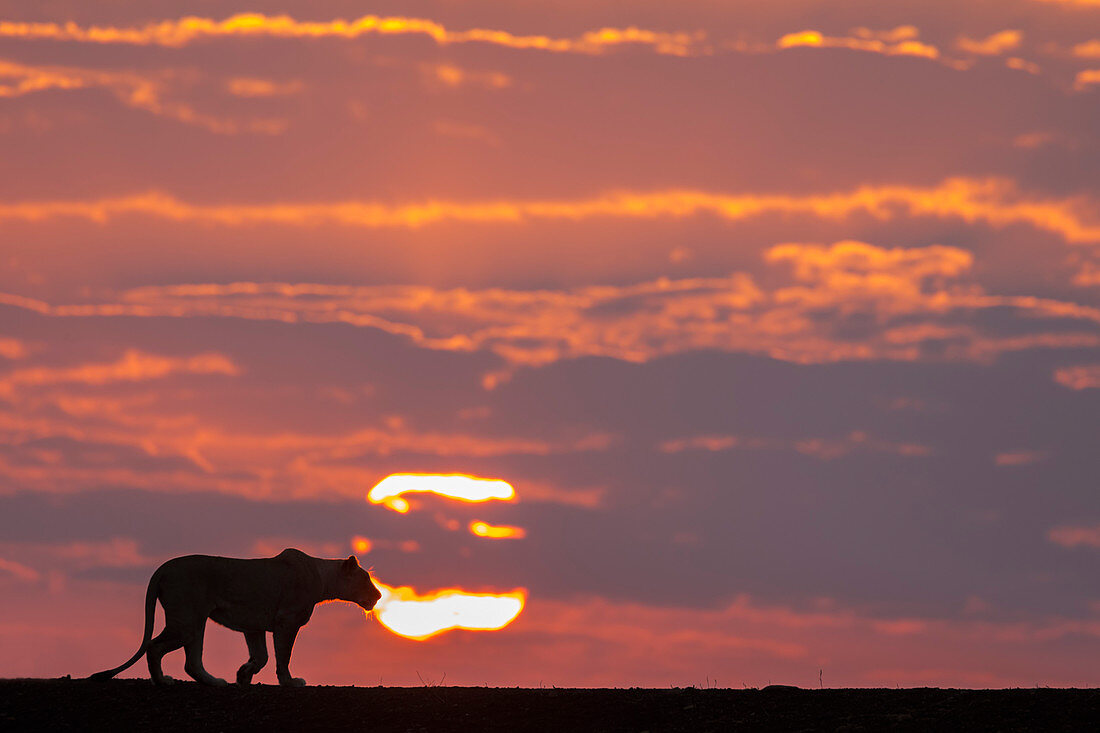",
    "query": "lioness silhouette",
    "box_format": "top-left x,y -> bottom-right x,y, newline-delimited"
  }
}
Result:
90,548 -> 382,687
